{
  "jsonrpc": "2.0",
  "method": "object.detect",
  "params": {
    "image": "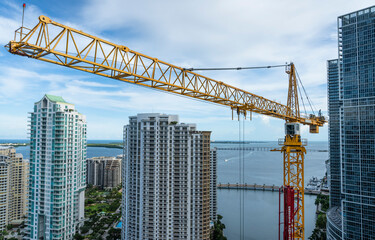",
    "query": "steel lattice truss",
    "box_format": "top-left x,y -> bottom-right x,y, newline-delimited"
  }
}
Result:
282,136 -> 306,240
7,15 -> 324,127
